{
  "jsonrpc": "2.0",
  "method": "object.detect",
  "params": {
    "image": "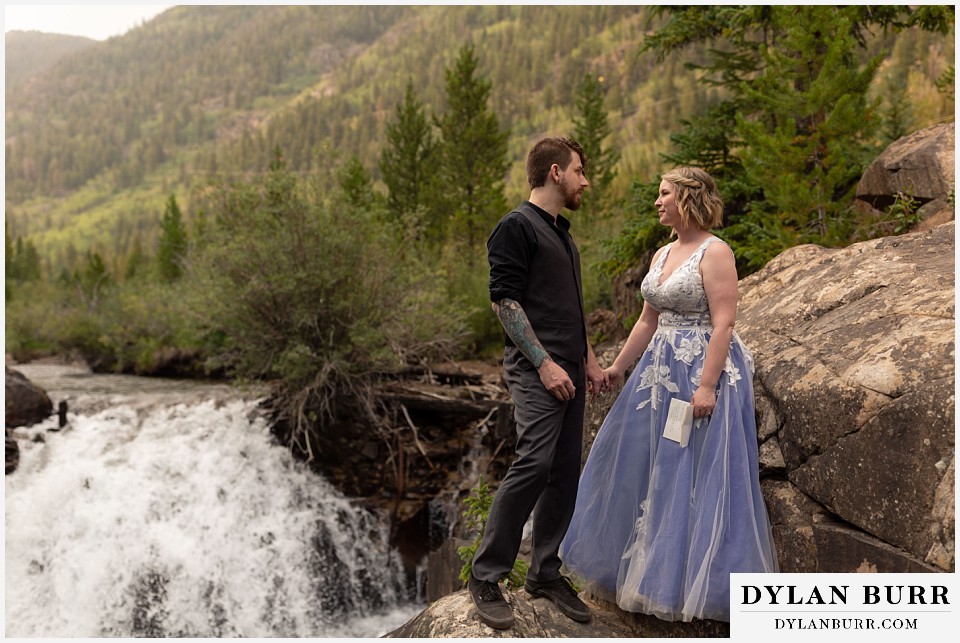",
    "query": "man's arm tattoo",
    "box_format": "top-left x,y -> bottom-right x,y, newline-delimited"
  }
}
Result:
496,298 -> 550,368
